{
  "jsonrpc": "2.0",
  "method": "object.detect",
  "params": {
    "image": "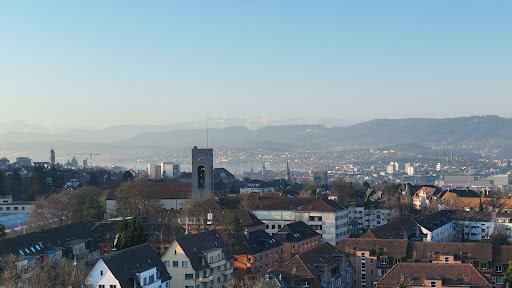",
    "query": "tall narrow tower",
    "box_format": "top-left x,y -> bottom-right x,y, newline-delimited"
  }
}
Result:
286,160 -> 291,184
192,146 -> 214,196
49,149 -> 55,166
